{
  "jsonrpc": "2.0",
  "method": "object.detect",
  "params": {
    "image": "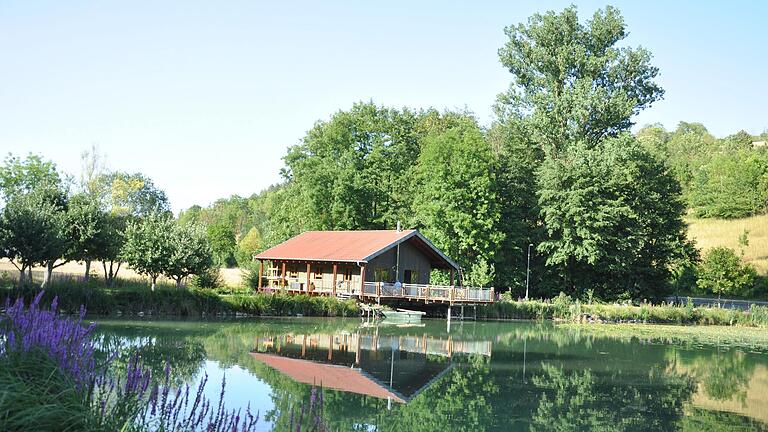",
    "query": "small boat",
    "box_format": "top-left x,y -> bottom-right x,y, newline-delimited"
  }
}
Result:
380,308 -> 425,321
